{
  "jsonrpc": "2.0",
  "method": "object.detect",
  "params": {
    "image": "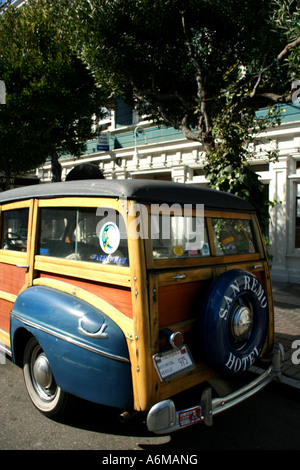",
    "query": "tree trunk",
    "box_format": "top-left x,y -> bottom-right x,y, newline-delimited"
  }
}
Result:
50,151 -> 62,182
4,167 -> 12,190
